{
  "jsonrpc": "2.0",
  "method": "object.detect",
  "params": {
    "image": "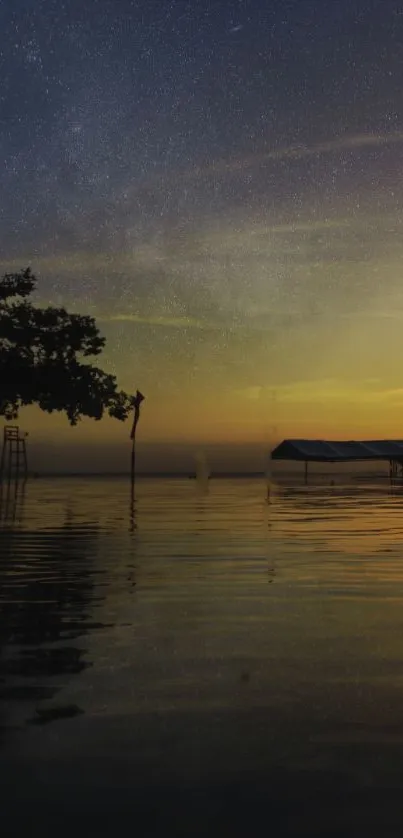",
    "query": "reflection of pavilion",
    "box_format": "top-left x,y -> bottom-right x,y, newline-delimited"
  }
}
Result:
274,483 -> 403,558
